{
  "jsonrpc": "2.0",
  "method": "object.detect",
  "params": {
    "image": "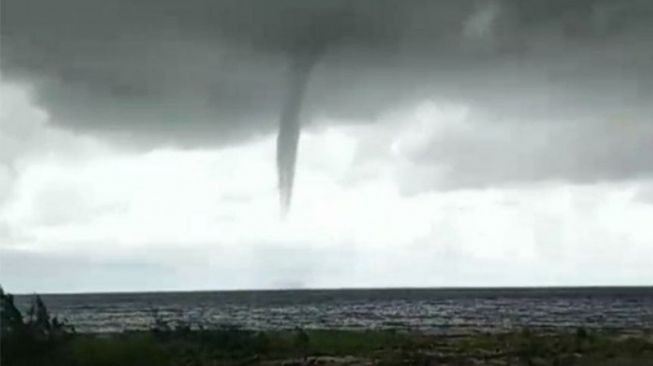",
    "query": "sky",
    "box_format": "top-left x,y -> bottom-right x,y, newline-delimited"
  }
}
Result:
1,0 -> 652,293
